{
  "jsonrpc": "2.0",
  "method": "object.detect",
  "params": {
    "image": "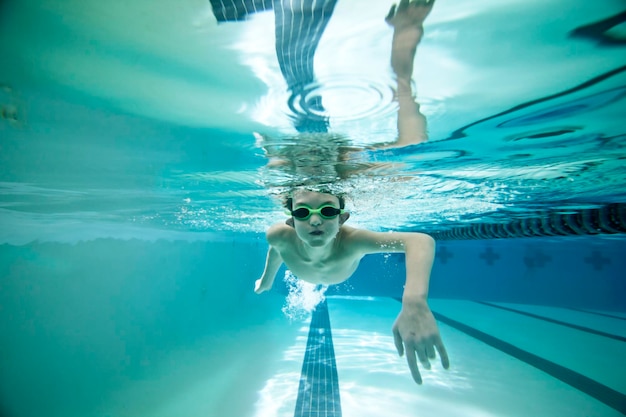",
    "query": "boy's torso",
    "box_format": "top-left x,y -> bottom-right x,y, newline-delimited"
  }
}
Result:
276,226 -> 363,285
